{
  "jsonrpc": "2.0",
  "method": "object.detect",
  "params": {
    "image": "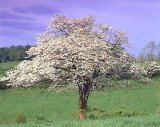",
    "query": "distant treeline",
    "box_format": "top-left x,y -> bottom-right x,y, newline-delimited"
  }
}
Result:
0,45 -> 32,62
